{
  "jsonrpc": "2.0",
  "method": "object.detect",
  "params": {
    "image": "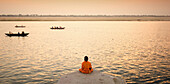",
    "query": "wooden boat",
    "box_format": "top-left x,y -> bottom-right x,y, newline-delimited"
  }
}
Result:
15,25 -> 26,28
5,33 -> 29,37
50,27 -> 65,29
